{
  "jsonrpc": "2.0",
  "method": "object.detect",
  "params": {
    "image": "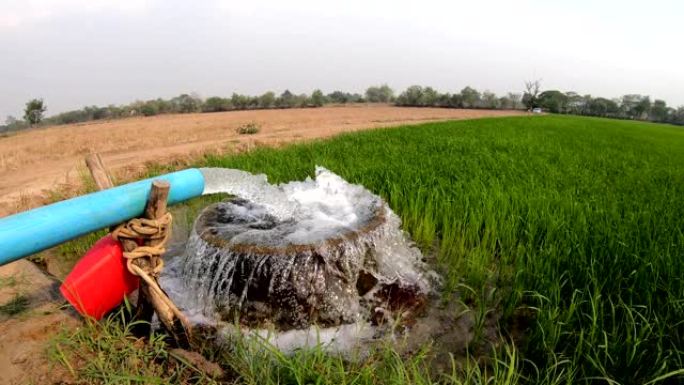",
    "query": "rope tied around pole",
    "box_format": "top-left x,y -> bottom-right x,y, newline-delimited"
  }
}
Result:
112,214 -> 171,276
112,212 -> 193,338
